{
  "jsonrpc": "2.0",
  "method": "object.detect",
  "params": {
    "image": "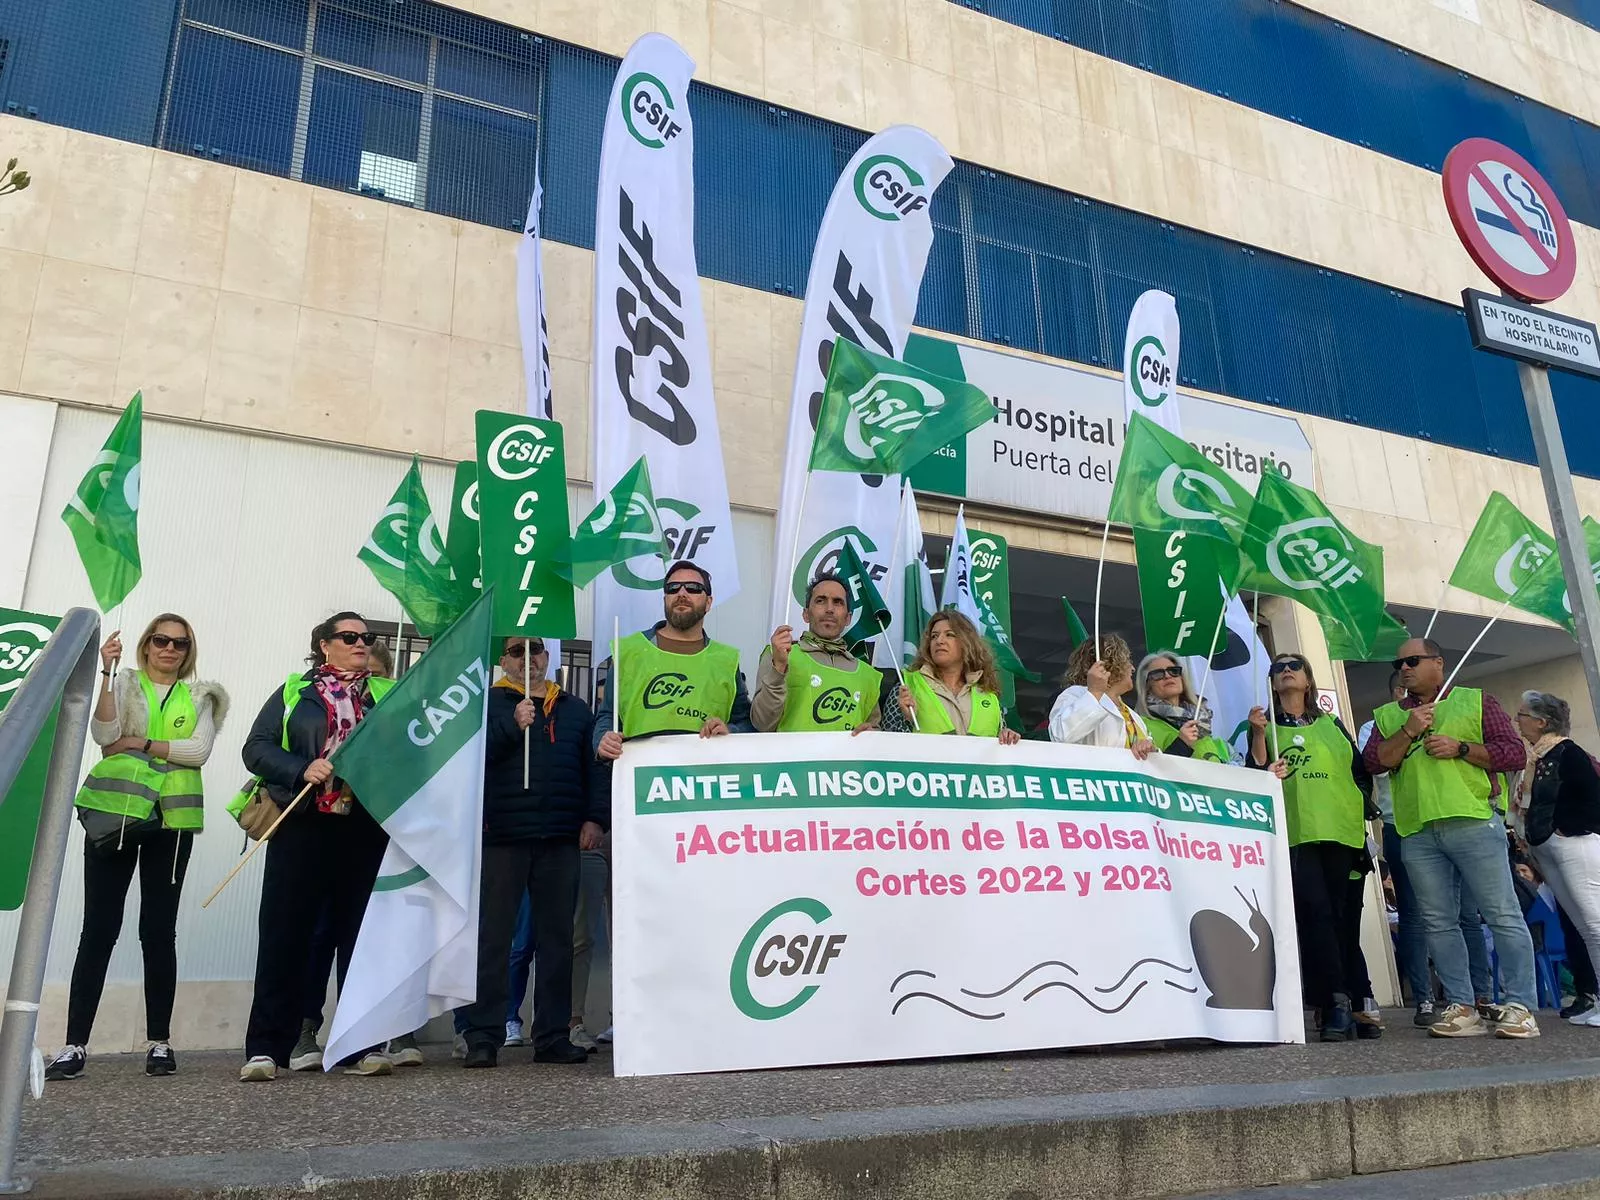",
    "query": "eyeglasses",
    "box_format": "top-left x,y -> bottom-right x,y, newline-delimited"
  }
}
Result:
328,631 -> 377,647
504,641 -> 546,658
148,635 -> 191,652
1391,654 -> 1442,670
1146,666 -> 1183,681
664,581 -> 708,596
1516,711 -> 1536,720
1268,659 -> 1305,675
